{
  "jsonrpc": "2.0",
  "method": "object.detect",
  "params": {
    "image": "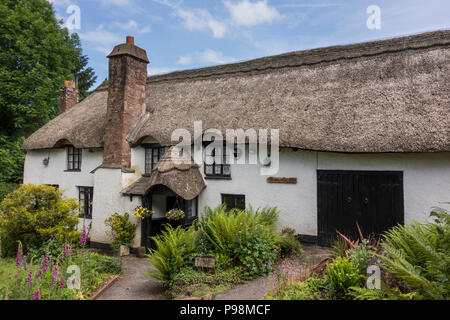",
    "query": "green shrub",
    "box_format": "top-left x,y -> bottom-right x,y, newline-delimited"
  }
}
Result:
27,239 -> 64,261
198,206 -> 280,280
348,240 -> 372,276
0,184 -> 80,256
277,228 -> 303,258
266,277 -> 324,300
325,256 -> 364,295
0,182 -> 19,202
147,225 -> 199,283
104,213 -> 136,251
169,267 -> 241,299
377,206 -> 450,300
248,206 -> 279,229
347,283 -> 418,300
